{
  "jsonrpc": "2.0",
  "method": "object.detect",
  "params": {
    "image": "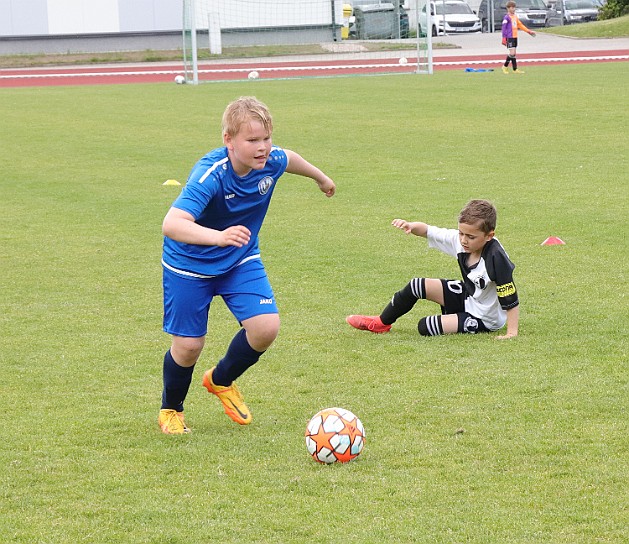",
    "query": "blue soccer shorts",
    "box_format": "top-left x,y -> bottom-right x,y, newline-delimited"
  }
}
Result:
163,258 -> 278,338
